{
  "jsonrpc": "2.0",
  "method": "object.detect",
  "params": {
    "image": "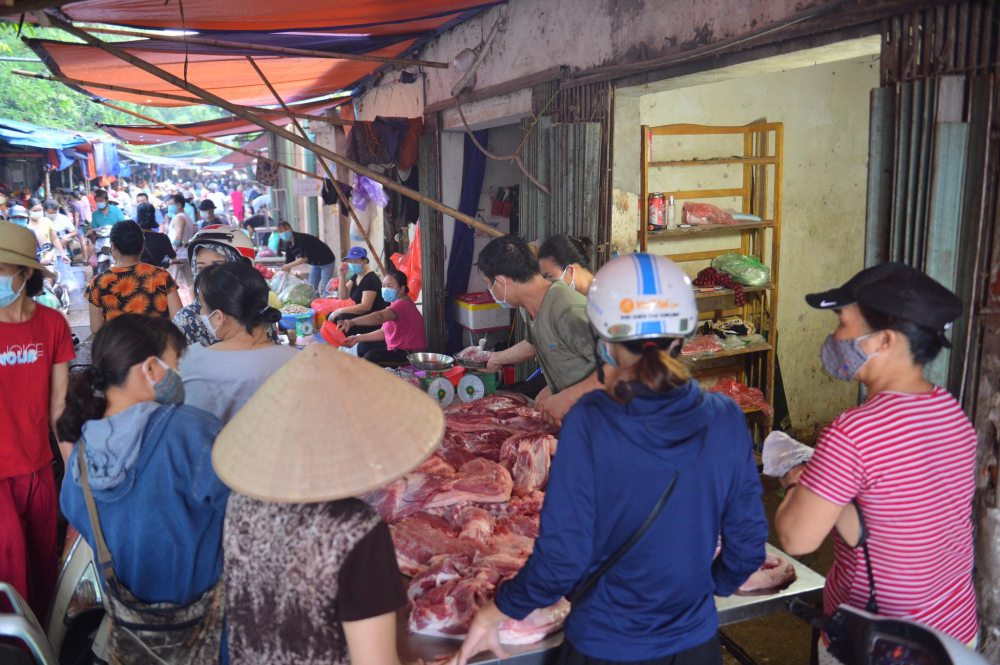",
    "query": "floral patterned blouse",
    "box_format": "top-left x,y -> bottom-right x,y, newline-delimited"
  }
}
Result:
85,263 -> 177,321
